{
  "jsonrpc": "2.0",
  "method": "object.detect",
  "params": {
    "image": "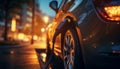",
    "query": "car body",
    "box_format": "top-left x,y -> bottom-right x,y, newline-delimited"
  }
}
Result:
45,0 -> 120,69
